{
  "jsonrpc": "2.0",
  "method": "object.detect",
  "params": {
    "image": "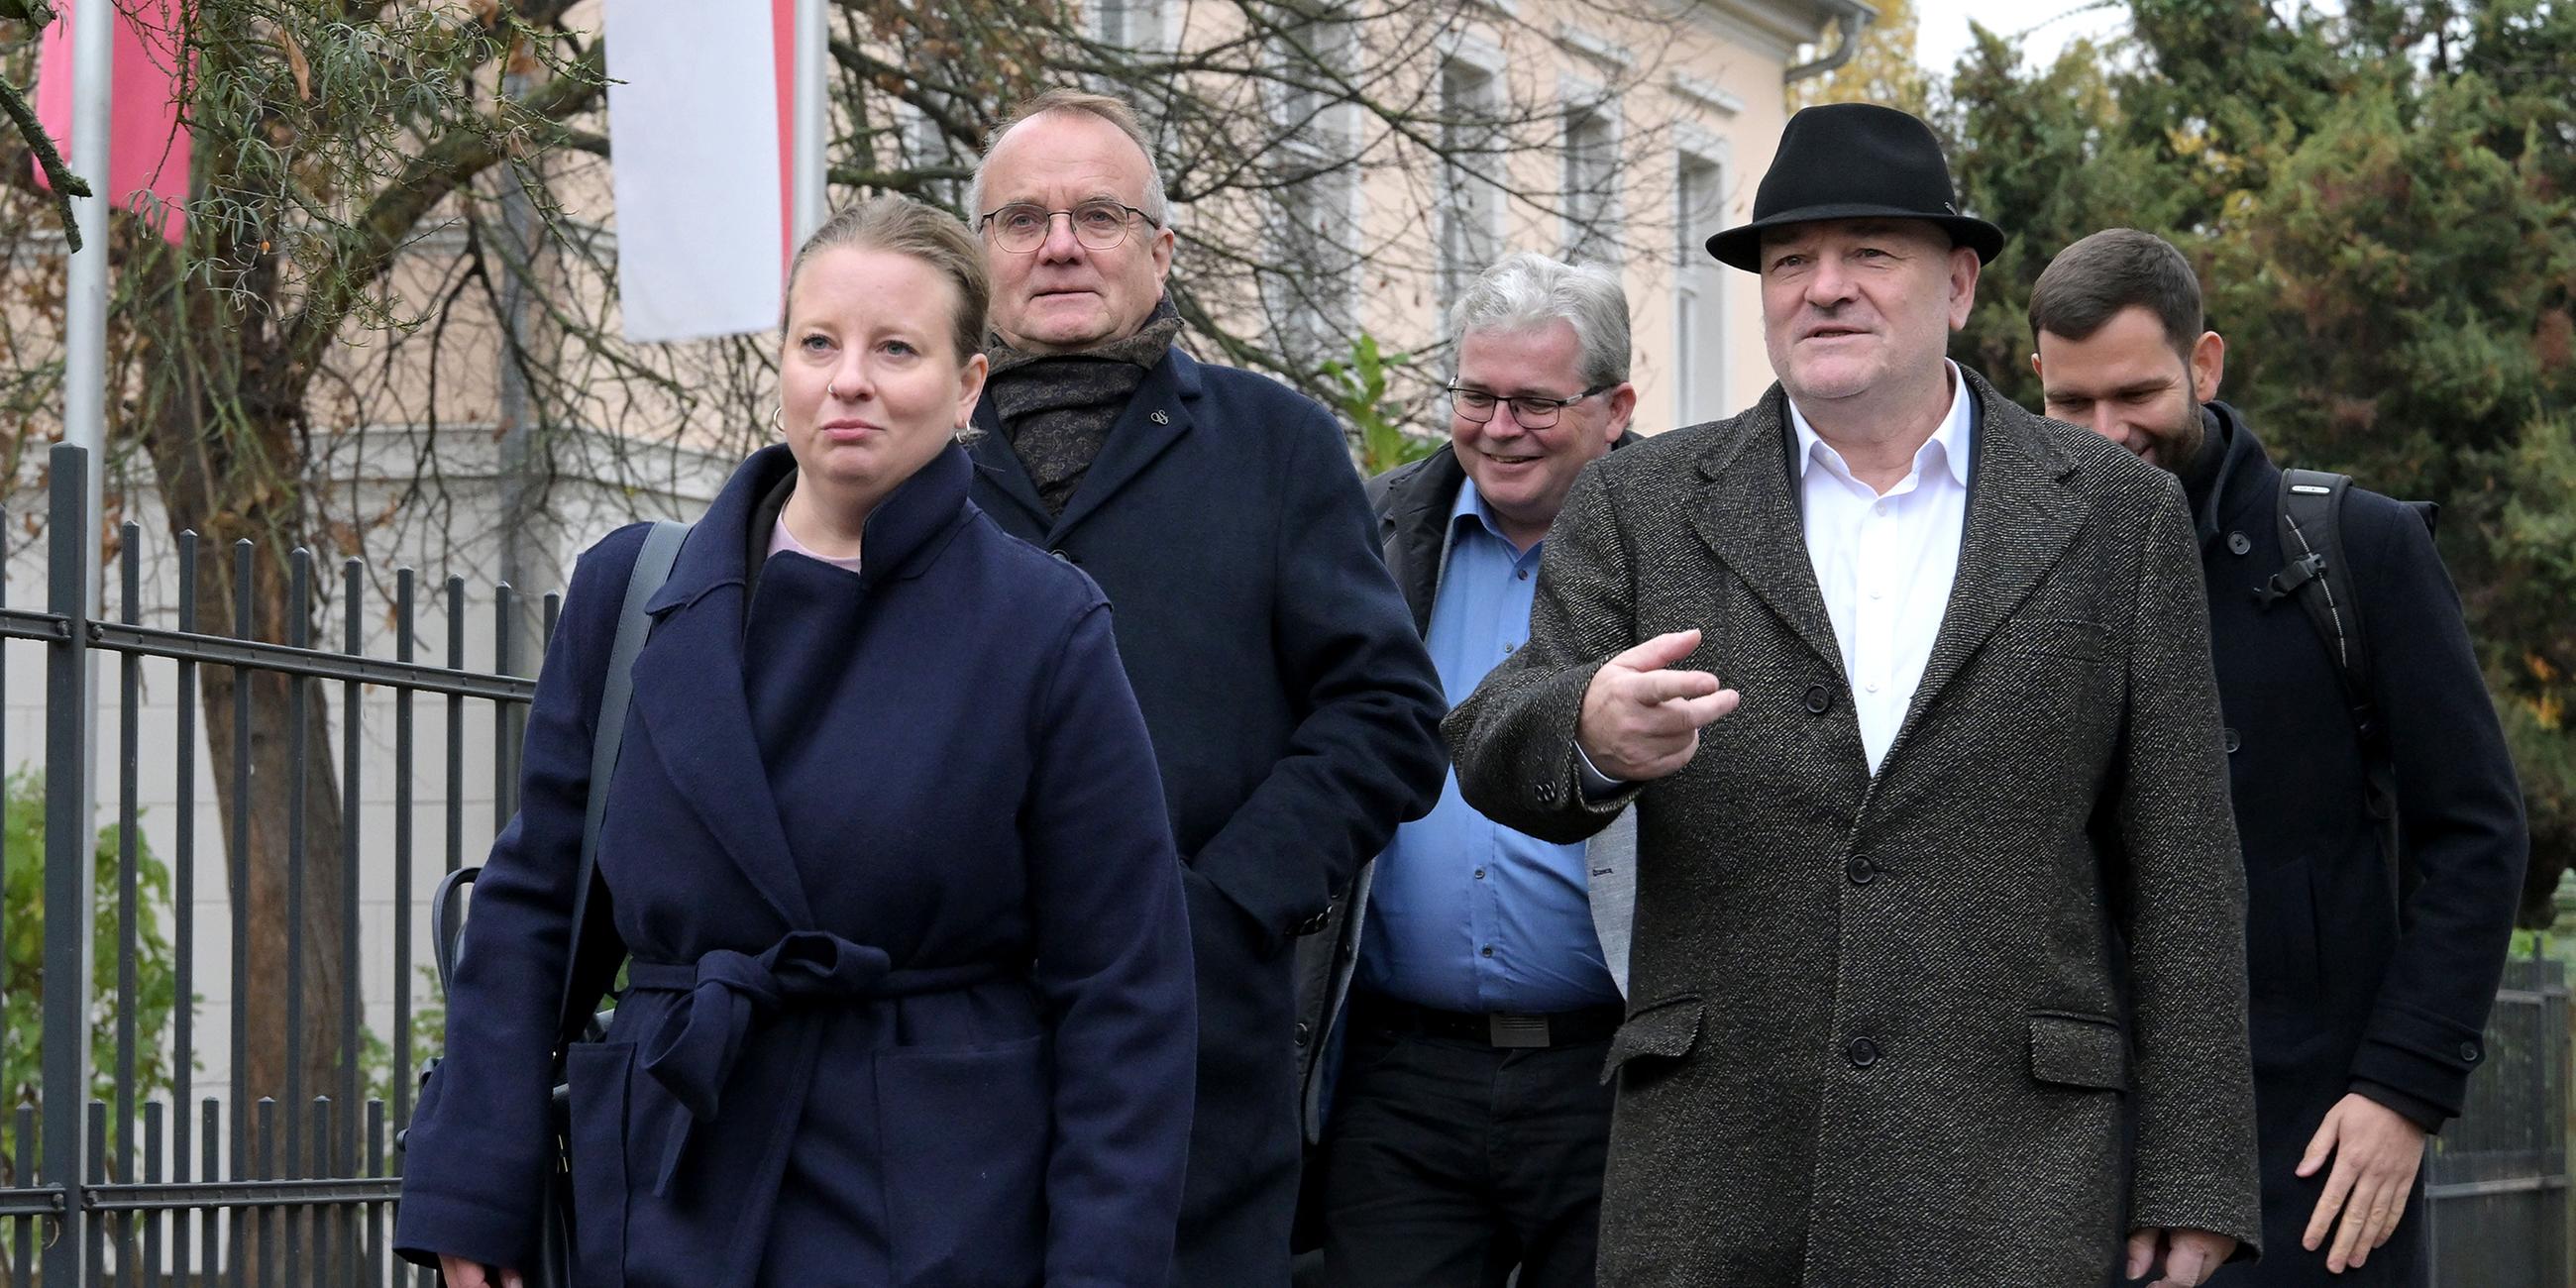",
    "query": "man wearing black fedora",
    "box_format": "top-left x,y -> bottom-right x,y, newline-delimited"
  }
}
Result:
1444,102 -> 2264,1288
